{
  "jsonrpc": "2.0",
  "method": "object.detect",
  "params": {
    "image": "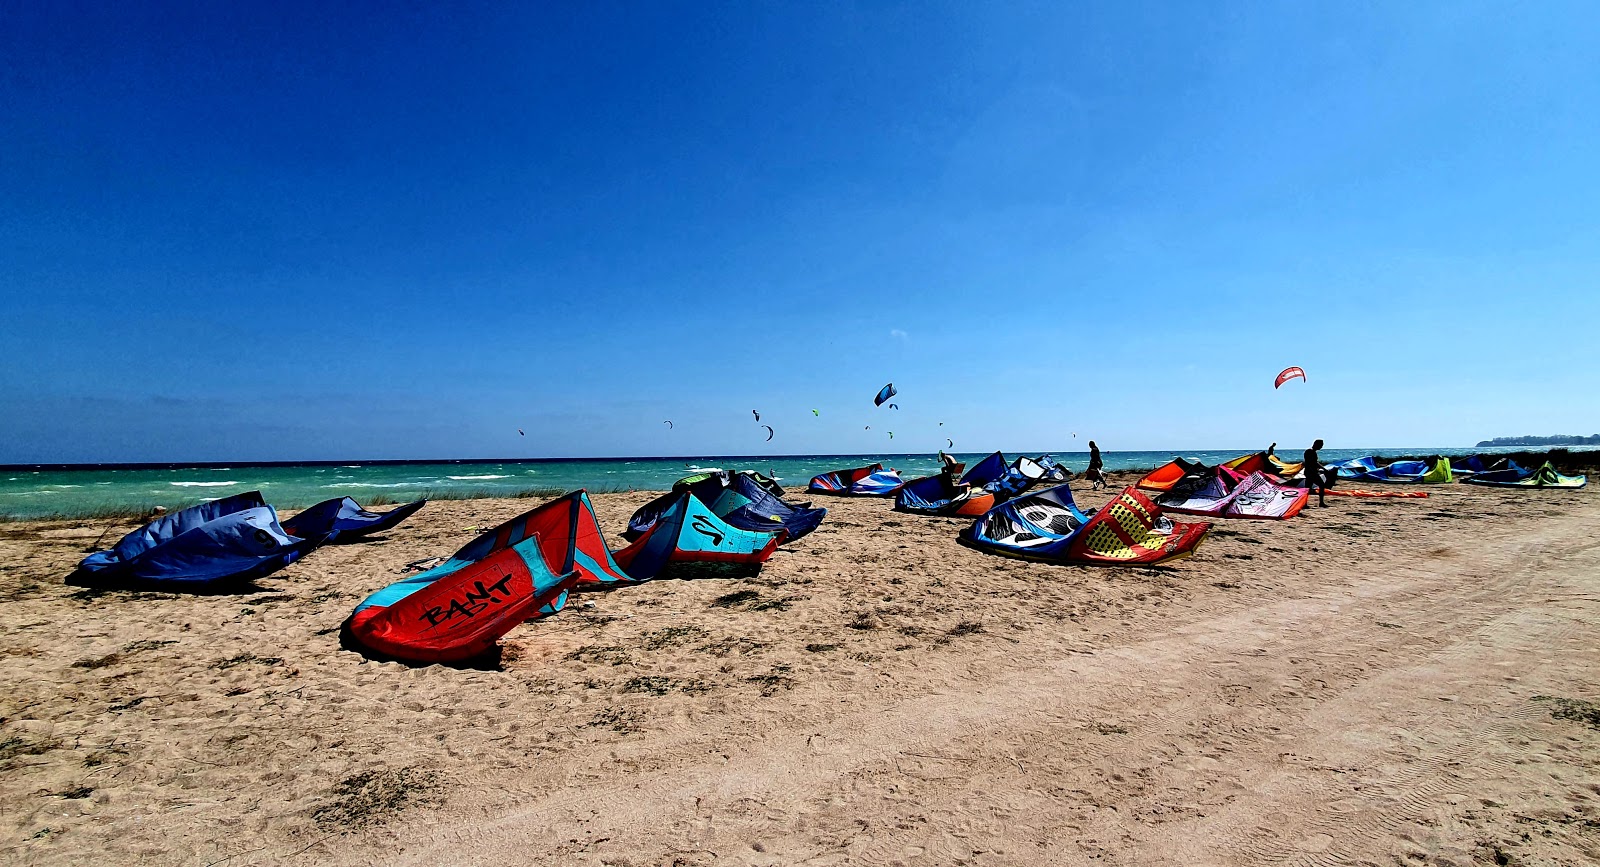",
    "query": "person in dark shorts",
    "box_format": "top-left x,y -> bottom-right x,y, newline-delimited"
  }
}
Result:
1086,440 -> 1107,490
1303,439 -> 1325,506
